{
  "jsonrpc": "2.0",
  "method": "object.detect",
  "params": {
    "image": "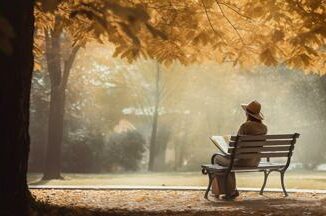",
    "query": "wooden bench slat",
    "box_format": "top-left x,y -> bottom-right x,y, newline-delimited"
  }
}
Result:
228,146 -> 291,153
230,134 -> 298,141
235,152 -> 290,159
201,162 -> 285,171
229,140 -> 293,147
239,140 -> 293,146
231,164 -> 284,171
